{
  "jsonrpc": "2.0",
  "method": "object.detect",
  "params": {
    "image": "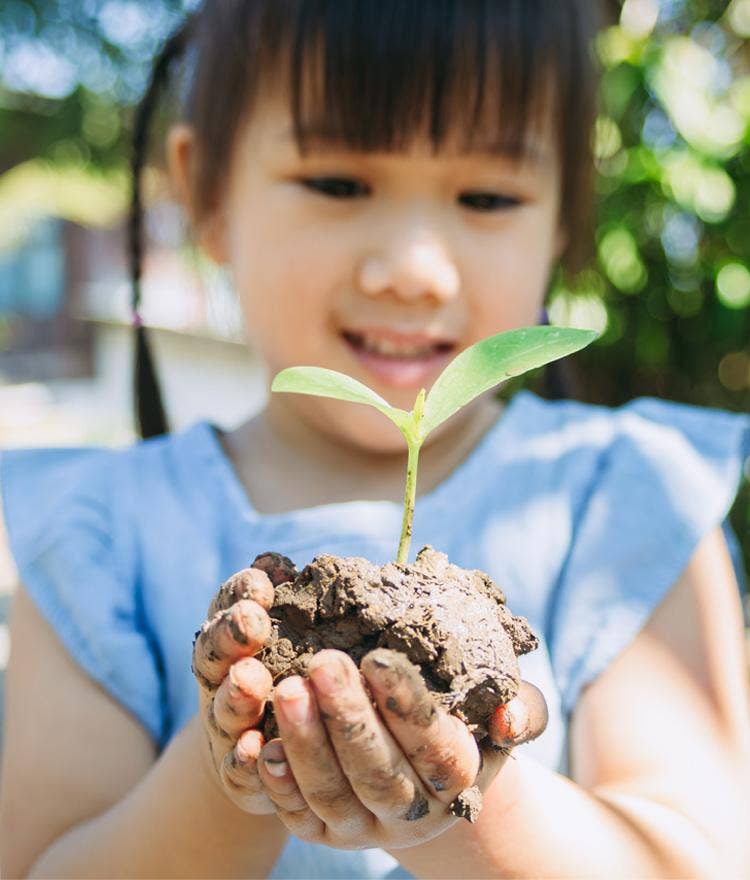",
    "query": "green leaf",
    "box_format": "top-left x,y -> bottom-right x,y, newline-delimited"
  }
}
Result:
271,366 -> 414,435
421,326 -> 598,437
